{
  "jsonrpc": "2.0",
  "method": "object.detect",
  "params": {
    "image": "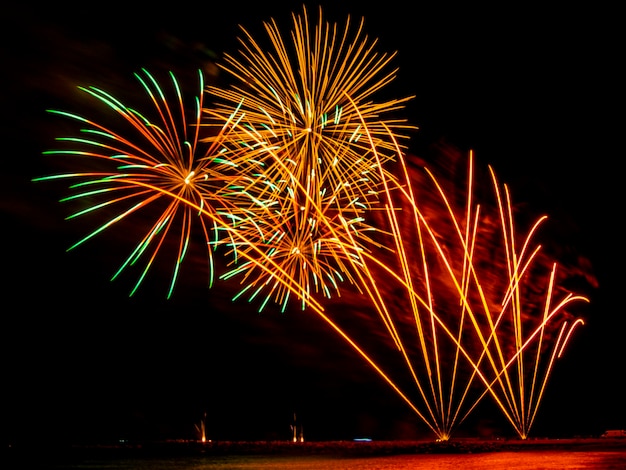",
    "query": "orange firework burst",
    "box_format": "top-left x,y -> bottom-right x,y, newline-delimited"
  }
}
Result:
217,162 -> 383,313
206,5 -> 414,207
200,5 -> 414,310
